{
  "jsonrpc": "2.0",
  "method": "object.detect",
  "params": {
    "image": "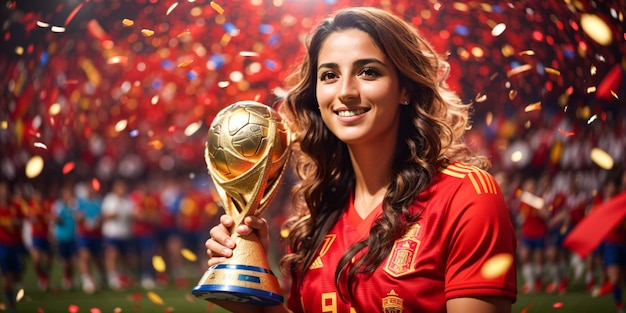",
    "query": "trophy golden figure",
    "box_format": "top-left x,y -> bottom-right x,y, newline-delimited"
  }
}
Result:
192,100 -> 290,305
